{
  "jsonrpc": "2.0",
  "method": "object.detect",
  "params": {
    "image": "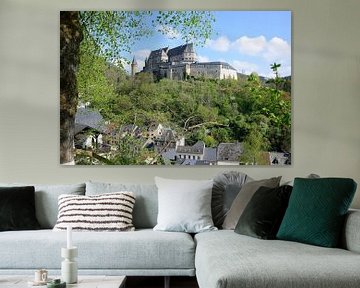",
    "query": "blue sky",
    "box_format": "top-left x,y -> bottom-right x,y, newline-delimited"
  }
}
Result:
123,11 -> 291,78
